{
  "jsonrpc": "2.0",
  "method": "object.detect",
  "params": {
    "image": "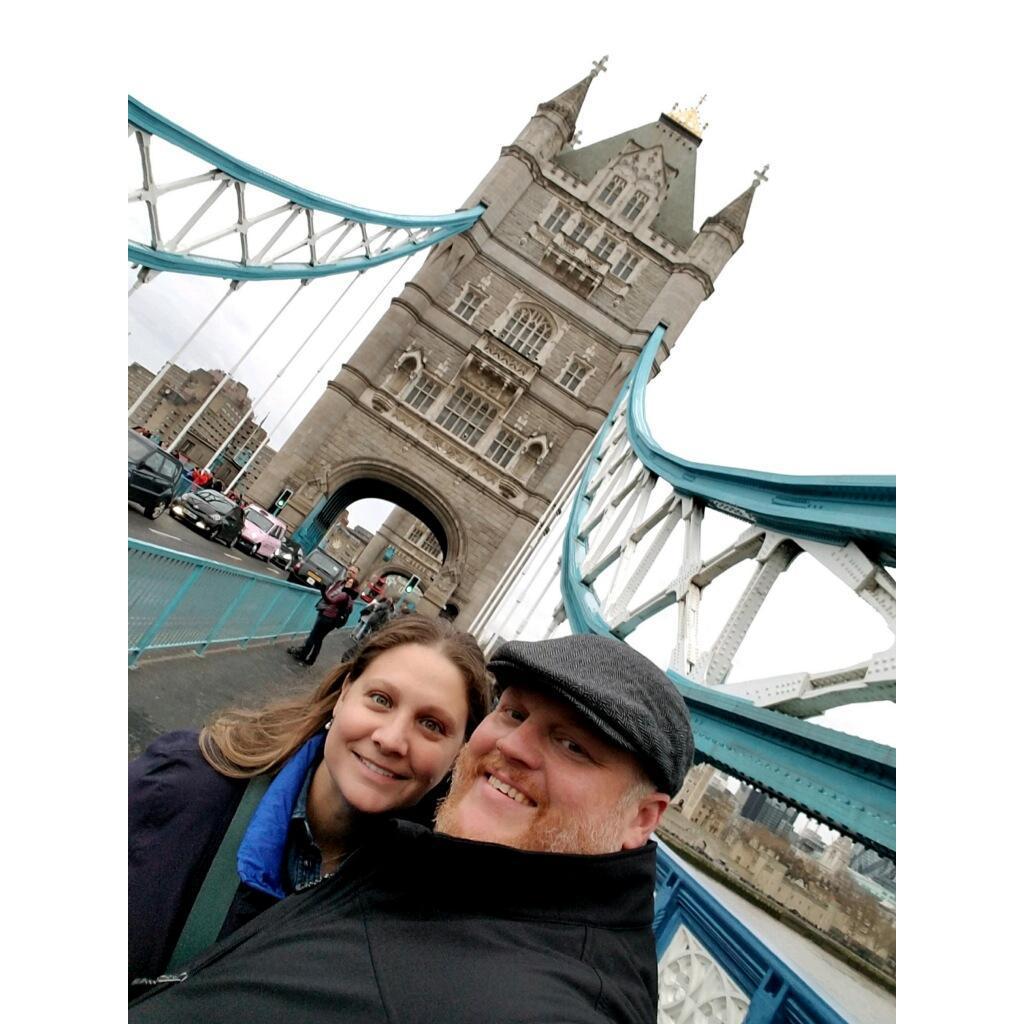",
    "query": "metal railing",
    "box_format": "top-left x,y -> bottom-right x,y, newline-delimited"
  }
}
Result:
128,539 -> 320,666
654,844 -> 849,1024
